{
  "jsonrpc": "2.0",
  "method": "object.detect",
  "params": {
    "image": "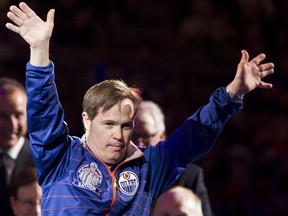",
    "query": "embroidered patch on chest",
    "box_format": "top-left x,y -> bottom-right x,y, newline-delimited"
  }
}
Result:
117,171 -> 139,196
72,162 -> 103,195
